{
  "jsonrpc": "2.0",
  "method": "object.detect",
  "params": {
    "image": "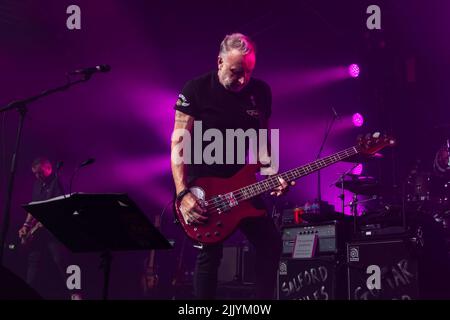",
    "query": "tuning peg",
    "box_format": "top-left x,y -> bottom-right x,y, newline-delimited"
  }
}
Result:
356,135 -> 364,147
365,133 -> 372,146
